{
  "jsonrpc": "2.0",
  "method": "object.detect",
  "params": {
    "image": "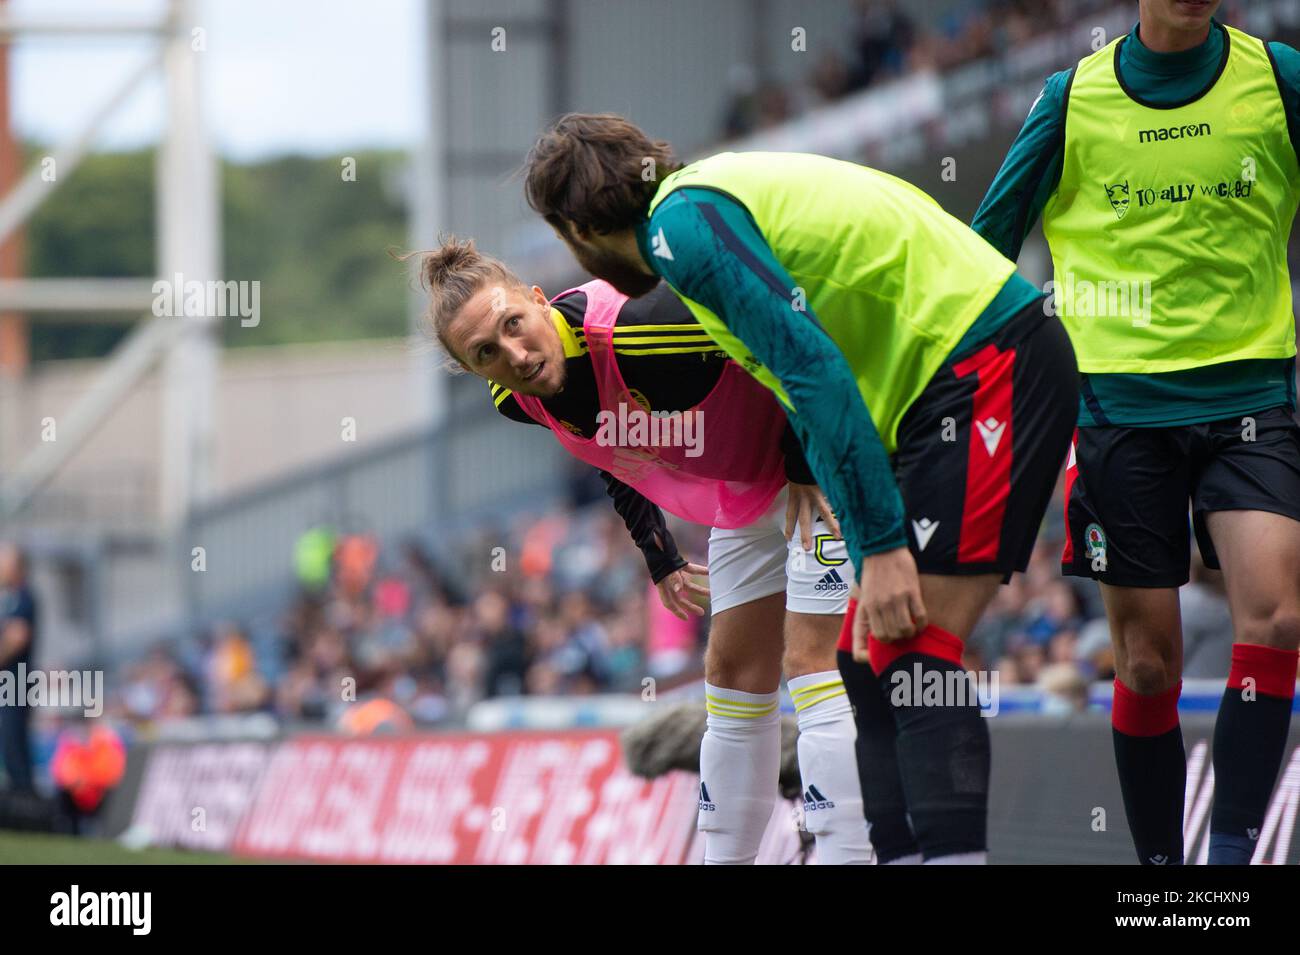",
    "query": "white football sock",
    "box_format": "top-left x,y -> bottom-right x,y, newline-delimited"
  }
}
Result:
789,670 -> 874,865
699,683 -> 781,865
